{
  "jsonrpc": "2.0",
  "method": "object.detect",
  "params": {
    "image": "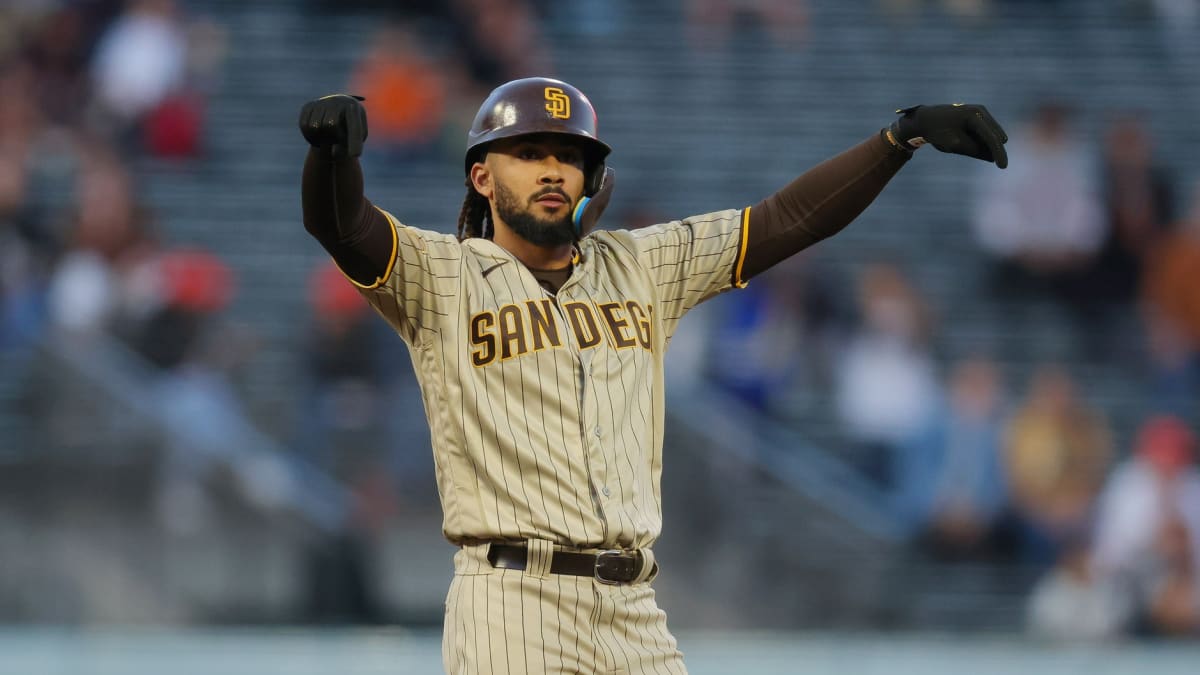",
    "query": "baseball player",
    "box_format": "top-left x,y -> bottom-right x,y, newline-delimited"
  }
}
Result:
298,77 -> 1007,674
